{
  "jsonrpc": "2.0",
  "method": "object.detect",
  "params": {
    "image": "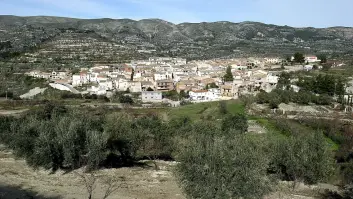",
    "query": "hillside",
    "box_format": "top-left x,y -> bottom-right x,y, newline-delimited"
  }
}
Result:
1,15 -> 353,62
